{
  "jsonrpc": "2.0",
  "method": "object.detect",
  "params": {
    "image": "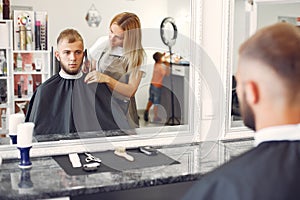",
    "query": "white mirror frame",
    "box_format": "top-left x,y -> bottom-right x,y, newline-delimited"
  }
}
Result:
223,0 -> 300,139
0,0 -> 204,159
222,0 -> 254,139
